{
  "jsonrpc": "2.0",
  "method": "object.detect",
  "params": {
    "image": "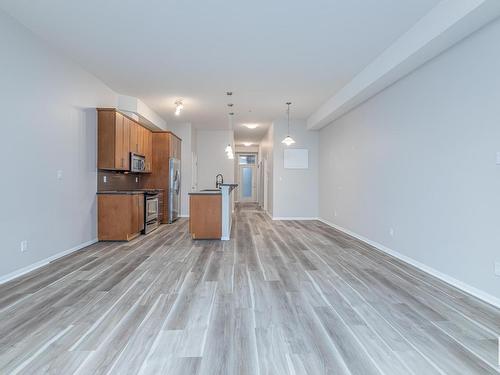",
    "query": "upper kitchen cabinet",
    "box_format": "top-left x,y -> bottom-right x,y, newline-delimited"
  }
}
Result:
97,108 -> 153,172
170,134 -> 181,159
143,128 -> 152,172
97,109 -> 130,171
129,119 -> 140,154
